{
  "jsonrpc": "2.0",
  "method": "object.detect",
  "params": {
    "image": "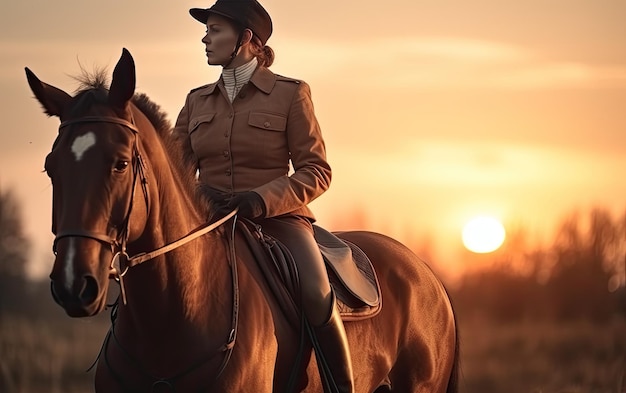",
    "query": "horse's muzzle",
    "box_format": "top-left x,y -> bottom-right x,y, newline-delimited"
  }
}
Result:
50,275 -> 103,317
